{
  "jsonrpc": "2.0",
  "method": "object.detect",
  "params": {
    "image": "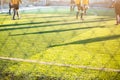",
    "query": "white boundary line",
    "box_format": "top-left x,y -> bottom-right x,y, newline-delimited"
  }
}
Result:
0,56 -> 120,73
